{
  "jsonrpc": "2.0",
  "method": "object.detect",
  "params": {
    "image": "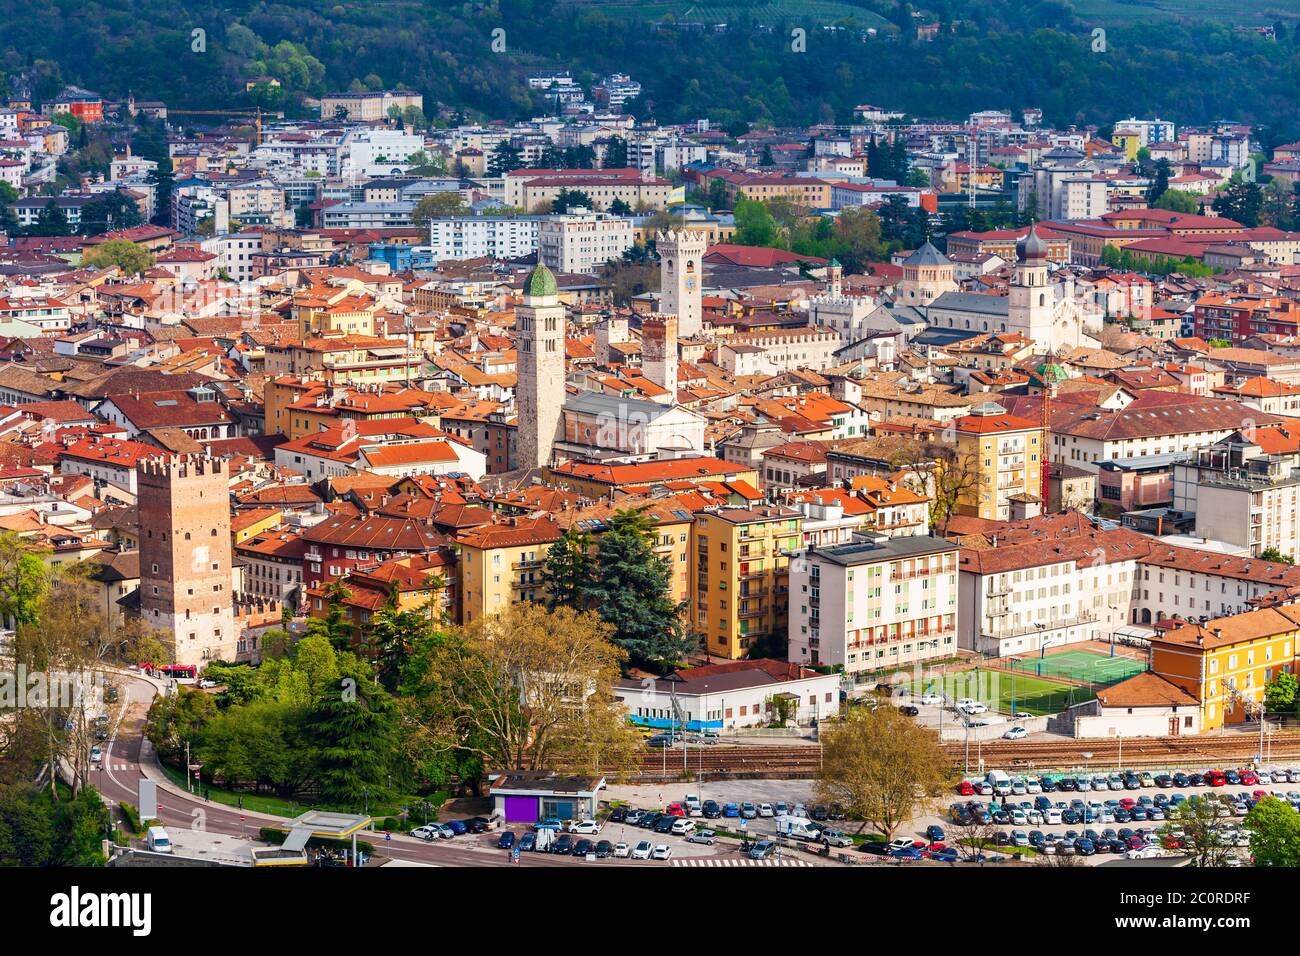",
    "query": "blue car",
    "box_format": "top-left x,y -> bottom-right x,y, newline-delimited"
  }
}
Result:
890,846 -> 925,860
518,833 -> 536,852
497,831 -> 516,849
926,825 -> 945,842
722,803 -> 740,818
446,819 -> 467,835
932,847 -> 959,863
